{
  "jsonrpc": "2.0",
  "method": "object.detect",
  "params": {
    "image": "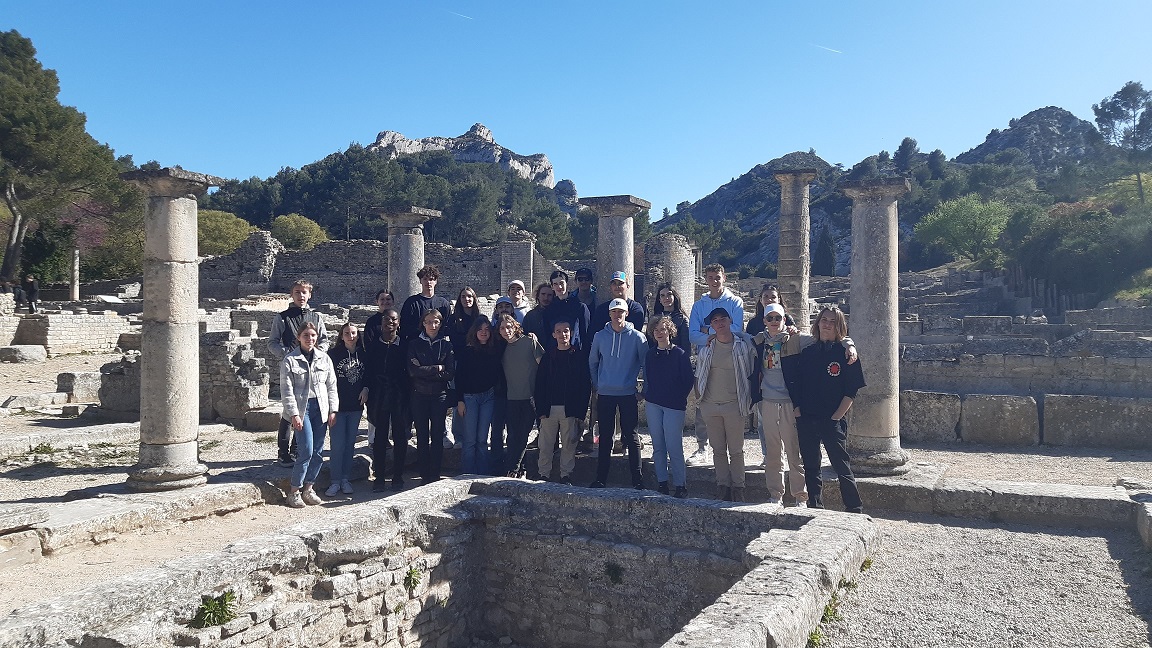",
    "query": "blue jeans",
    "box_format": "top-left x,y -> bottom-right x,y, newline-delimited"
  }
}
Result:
329,410 -> 361,482
291,399 -> 327,489
460,388 -> 494,474
646,402 -> 686,487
